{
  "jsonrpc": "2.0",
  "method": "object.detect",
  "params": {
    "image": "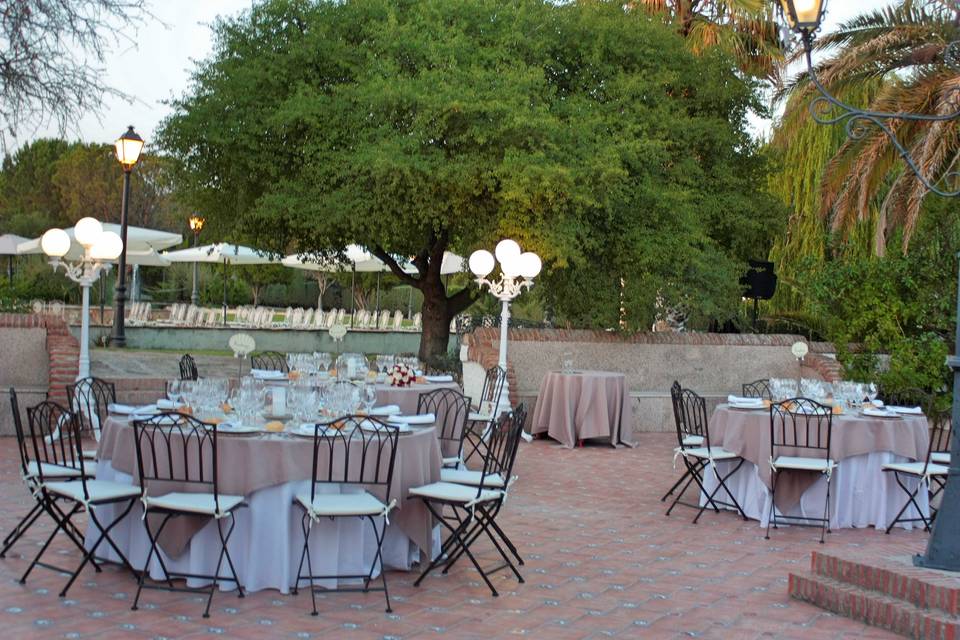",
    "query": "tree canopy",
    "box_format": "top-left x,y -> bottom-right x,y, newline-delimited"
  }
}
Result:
159,0 -> 783,357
